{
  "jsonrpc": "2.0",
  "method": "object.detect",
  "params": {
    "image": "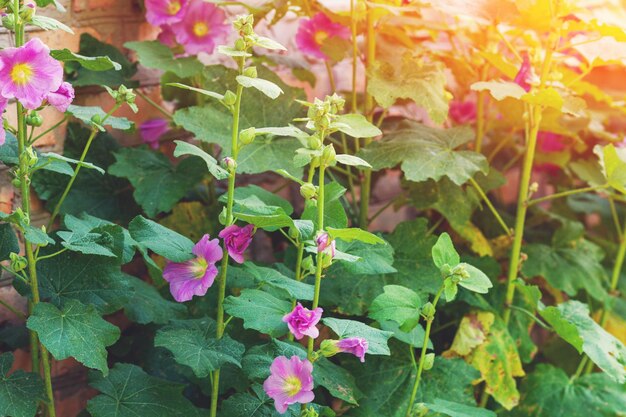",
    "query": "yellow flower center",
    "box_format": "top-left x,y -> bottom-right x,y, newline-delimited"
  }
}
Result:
283,375 -> 302,397
10,63 -> 33,85
191,258 -> 208,279
167,1 -> 181,15
314,30 -> 329,45
193,22 -> 209,37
